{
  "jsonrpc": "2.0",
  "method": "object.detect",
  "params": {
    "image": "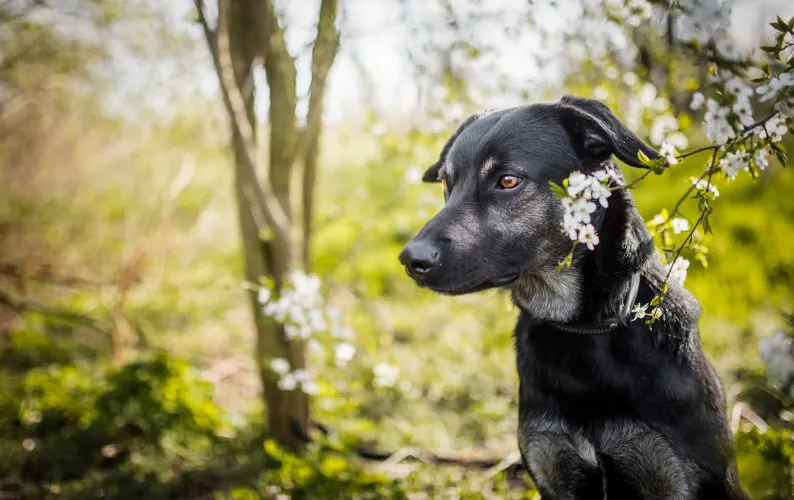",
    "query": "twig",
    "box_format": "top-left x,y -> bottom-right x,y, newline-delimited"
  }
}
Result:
676,111 -> 779,161
0,290 -> 111,334
0,263 -> 108,289
661,148 -> 718,286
